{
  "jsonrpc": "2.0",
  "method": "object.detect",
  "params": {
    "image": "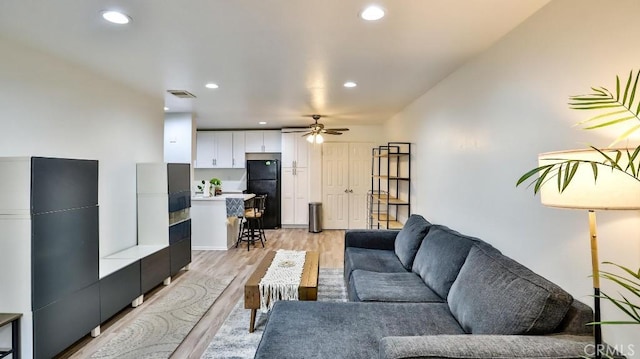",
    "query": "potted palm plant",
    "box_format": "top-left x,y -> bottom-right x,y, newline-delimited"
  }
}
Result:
210,178 -> 222,196
517,70 -> 640,326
